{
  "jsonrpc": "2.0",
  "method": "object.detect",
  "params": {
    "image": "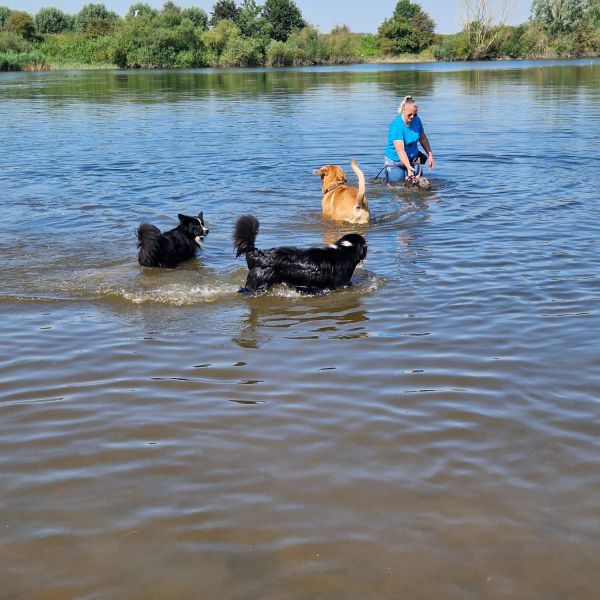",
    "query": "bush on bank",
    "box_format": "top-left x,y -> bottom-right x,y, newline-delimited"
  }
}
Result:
0,50 -> 46,70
